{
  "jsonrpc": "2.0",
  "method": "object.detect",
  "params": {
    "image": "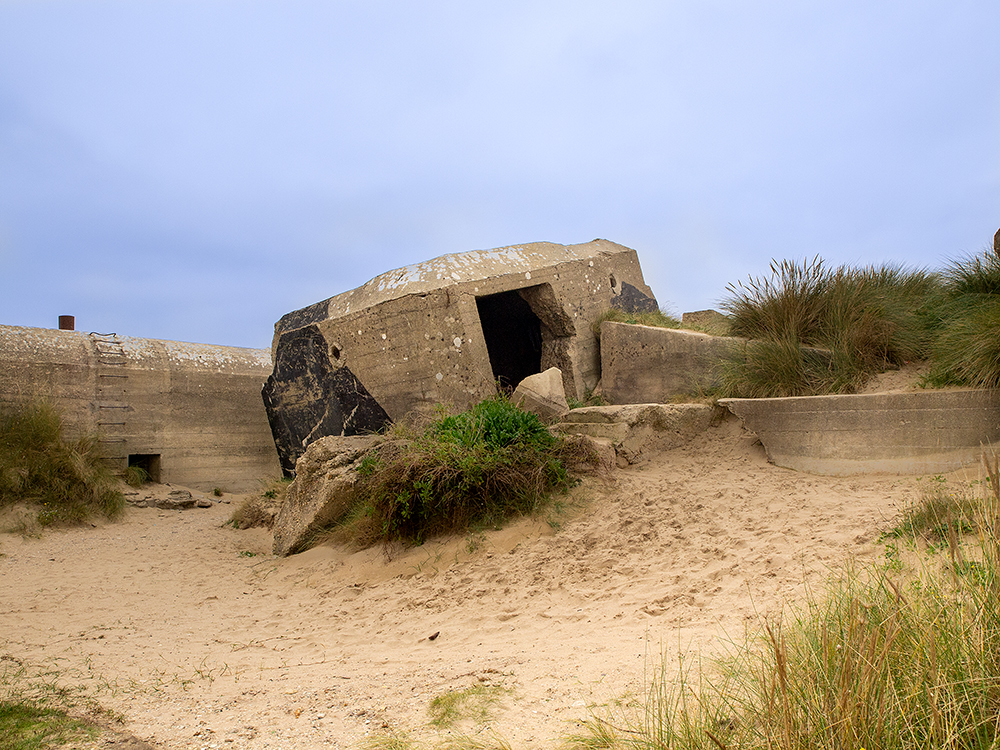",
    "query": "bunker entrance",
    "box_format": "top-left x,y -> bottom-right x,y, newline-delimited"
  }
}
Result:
128,453 -> 161,483
477,290 -> 542,390
476,284 -> 576,393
